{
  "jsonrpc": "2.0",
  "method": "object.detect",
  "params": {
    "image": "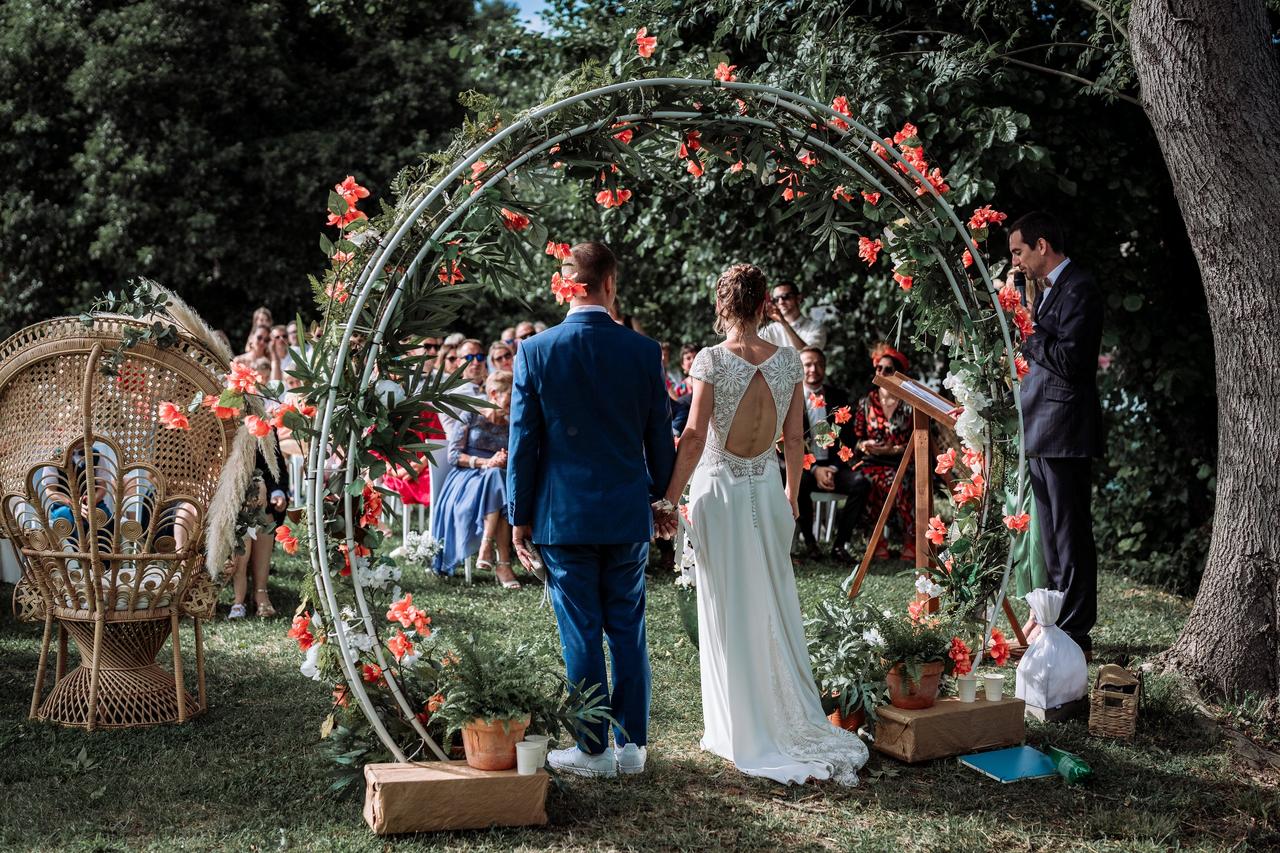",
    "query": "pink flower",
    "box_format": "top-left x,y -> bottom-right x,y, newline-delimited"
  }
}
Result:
808,392 -> 826,409
935,448 -> 956,474
832,185 -> 854,202
828,95 -> 852,131
892,122 -> 919,145
334,175 -> 369,207
332,249 -> 353,265
968,204 -> 1008,230
325,280 -> 350,303
858,236 -> 883,266
908,598 -> 926,623
713,62 -> 737,83
998,282 -> 1020,311
500,208 -> 530,231
387,629 -> 414,661
551,271 -> 587,304
735,98 -> 749,115
729,160 -> 745,173
1015,354 -> 1030,380
226,361 -> 258,394
245,414 -> 271,438
926,516 -> 947,546
470,161 -> 488,179
325,208 -> 367,229
962,249 -> 974,268
595,188 -> 633,208
686,158 -> 704,178
157,401 -> 190,431
962,447 -> 984,470
893,271 -> 913,291
635,26 -> 657,58
861,190 -> 881,205
545,241 -> 572,261
1003,512 -> 1031,533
